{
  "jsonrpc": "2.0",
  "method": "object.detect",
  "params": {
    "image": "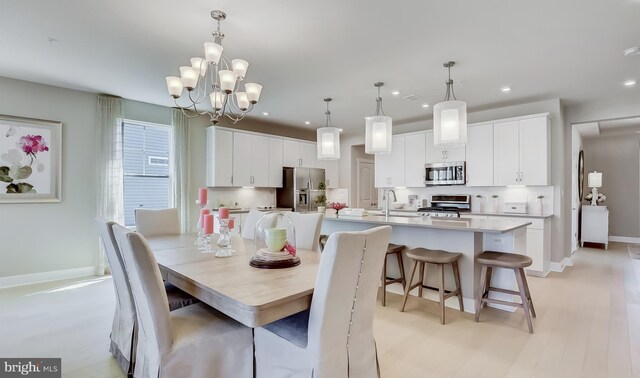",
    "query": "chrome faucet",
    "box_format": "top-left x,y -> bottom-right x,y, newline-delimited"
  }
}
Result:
383,189 -> 397,219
